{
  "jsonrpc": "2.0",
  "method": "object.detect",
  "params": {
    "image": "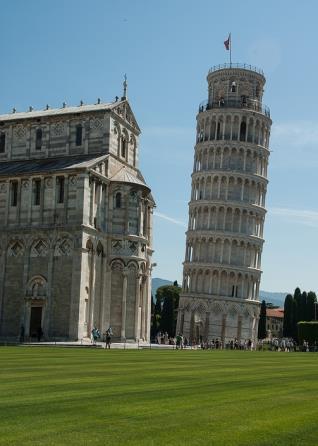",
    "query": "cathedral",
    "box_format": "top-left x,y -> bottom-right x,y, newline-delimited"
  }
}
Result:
0,82 -> 155,342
